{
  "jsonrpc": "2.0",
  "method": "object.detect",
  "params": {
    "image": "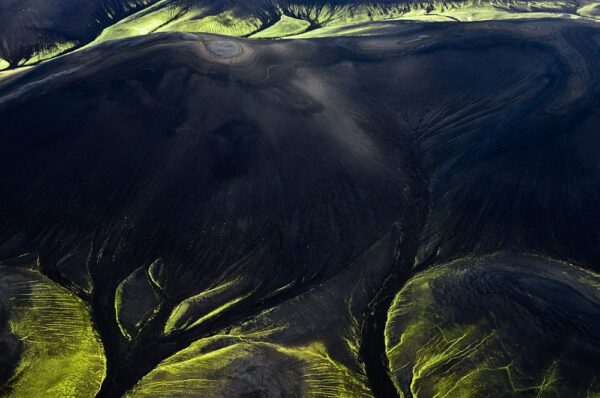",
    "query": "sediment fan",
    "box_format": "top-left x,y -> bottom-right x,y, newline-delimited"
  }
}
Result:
0,1 -> 599,398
